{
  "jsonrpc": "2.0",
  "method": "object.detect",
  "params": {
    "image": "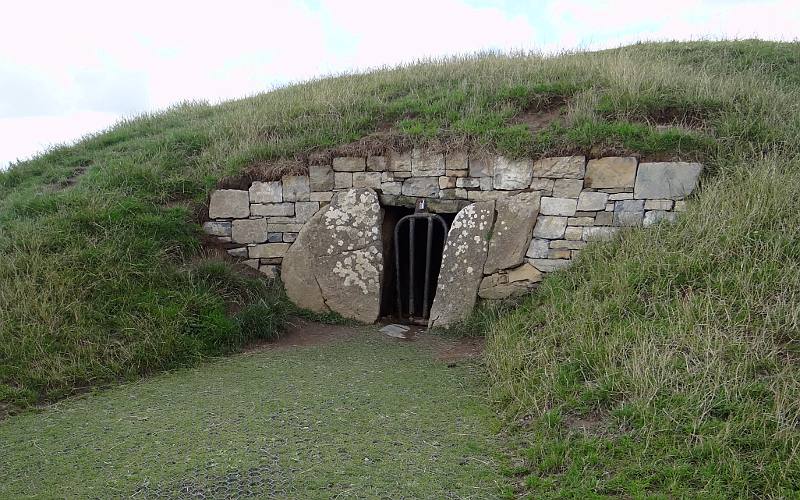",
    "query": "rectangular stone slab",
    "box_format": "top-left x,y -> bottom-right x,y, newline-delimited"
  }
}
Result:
634,162 -> 702,200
